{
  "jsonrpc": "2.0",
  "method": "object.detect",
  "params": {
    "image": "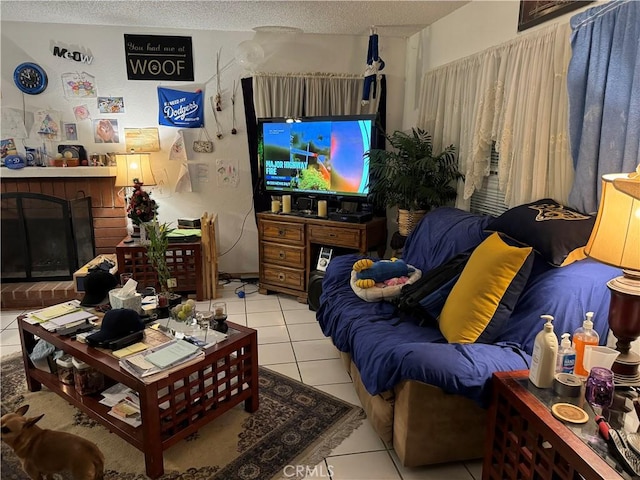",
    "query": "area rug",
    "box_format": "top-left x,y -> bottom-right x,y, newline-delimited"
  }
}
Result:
0,353 -> 364,480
